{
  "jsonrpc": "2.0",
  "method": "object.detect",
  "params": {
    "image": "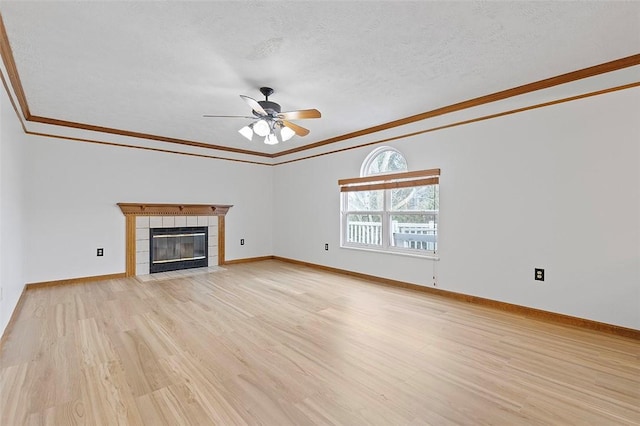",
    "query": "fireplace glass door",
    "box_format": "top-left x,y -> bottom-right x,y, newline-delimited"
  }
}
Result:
149,226 -> 208,273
